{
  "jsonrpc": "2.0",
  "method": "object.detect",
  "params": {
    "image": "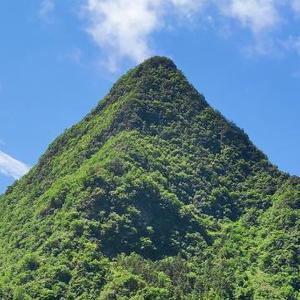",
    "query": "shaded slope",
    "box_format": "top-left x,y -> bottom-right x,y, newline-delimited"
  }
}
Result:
0,57 -> 297,299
